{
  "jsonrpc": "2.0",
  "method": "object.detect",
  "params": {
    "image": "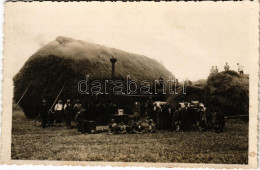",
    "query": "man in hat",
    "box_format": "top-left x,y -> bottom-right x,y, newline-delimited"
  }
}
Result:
39,99 -> 48,128
64,99 -> 73,127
